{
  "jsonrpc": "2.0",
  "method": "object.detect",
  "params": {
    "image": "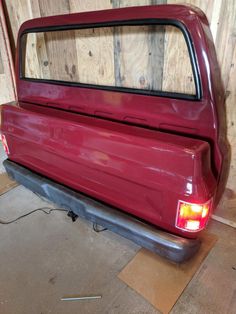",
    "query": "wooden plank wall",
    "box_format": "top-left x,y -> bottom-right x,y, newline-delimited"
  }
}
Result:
0,0 -> 16,104
24,24 -> 192,92
2,0 -> 236,195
